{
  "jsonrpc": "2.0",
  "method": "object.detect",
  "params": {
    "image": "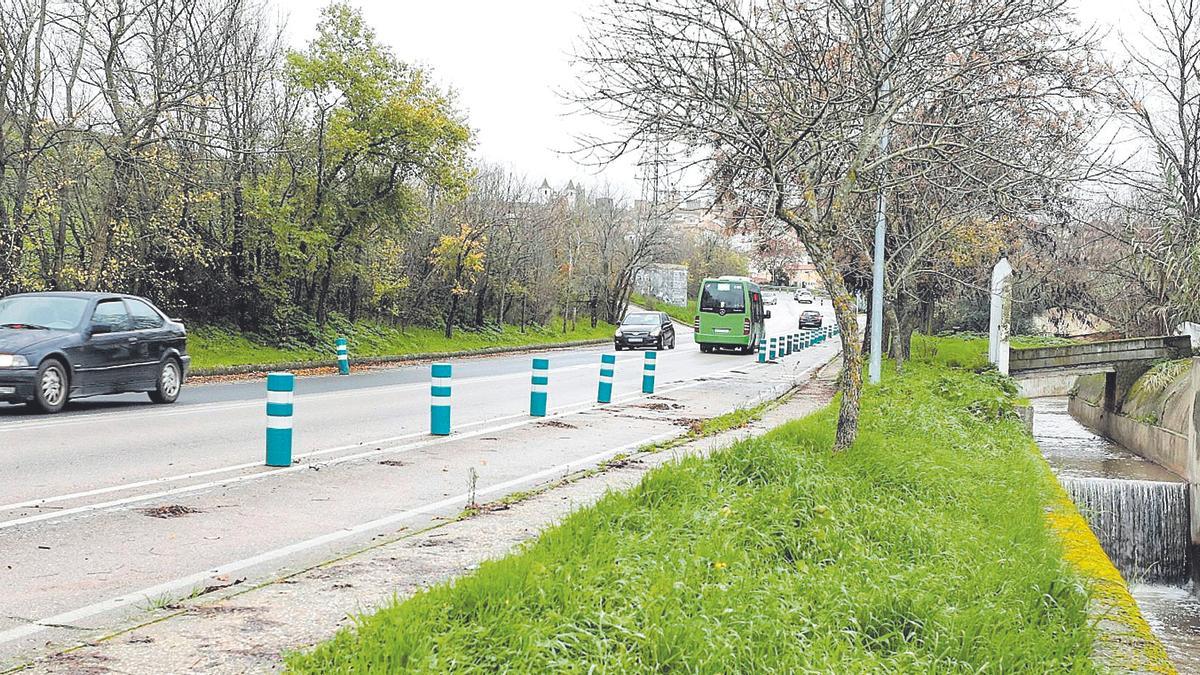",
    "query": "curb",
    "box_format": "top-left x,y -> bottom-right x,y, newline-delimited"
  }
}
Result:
189,337 -> 611,378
